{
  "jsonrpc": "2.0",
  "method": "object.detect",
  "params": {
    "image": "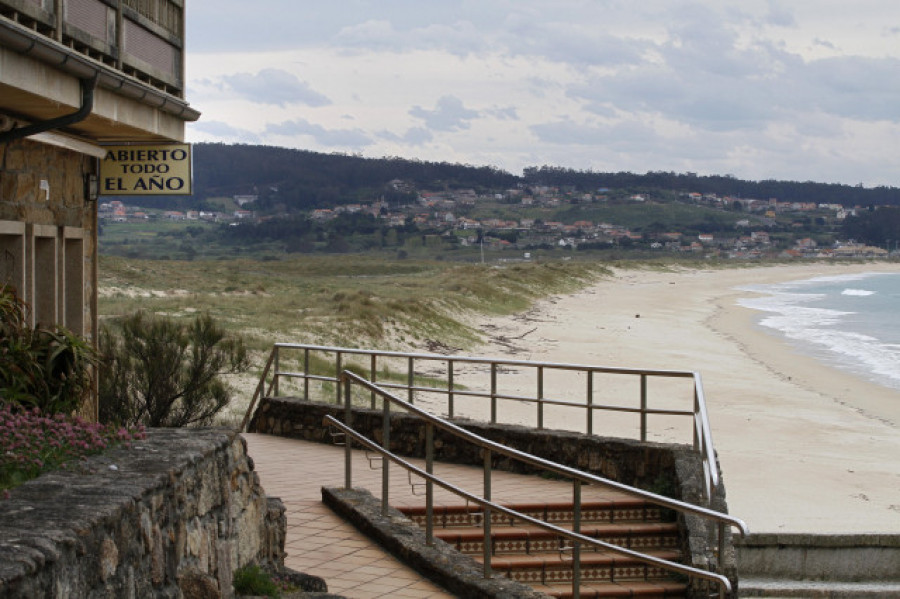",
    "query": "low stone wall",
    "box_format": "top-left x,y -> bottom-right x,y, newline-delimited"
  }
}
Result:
736,533 -> 900,581
249,396 -> 738,597
0,428 -> 285,598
